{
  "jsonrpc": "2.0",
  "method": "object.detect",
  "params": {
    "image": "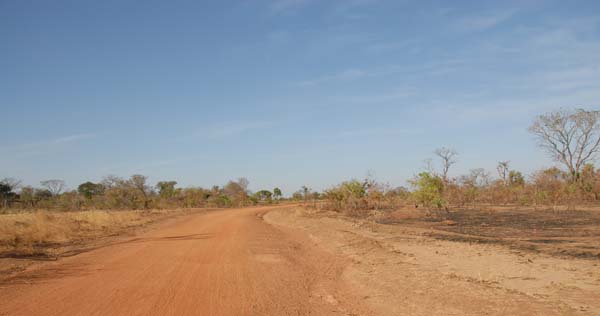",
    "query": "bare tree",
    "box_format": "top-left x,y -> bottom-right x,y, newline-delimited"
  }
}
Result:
434,147 -> 458,182
40,179 -> 66,196
130,174 -> 149,194
237,177 -> 249,192
101,174 -> 124,188
497,161 -> 510,185
469,168 -> 491,187
422,158 -> 436,175
529,109 -> 600,181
